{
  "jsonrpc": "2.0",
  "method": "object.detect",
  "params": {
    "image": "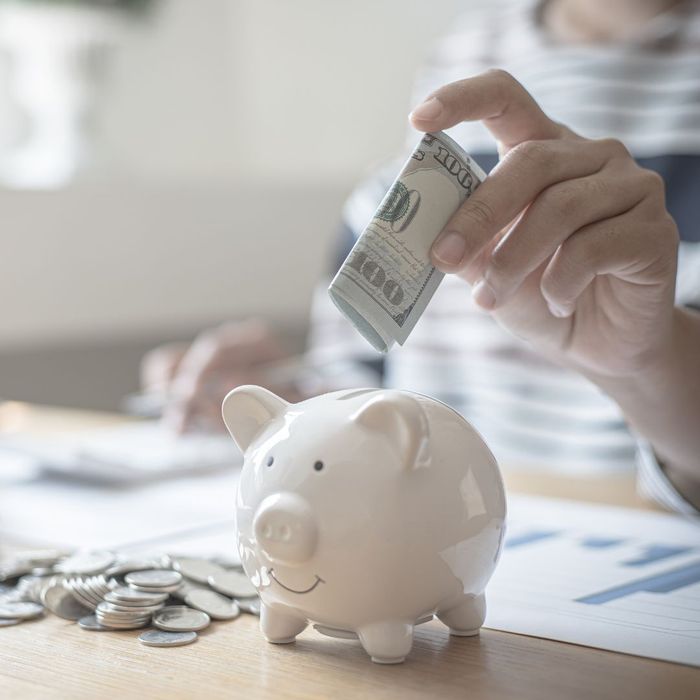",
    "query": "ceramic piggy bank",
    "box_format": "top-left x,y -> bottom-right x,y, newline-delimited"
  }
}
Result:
222,385 -> 506,664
